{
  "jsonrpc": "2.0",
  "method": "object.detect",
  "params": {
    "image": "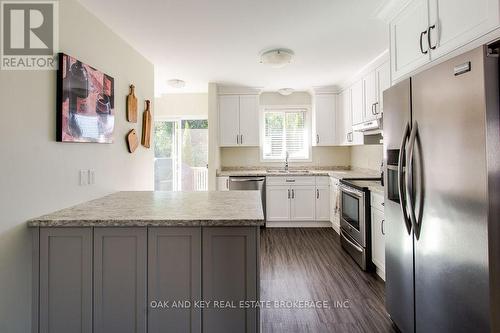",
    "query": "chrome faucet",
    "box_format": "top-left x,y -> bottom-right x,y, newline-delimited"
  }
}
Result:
284,152 -> 289,172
